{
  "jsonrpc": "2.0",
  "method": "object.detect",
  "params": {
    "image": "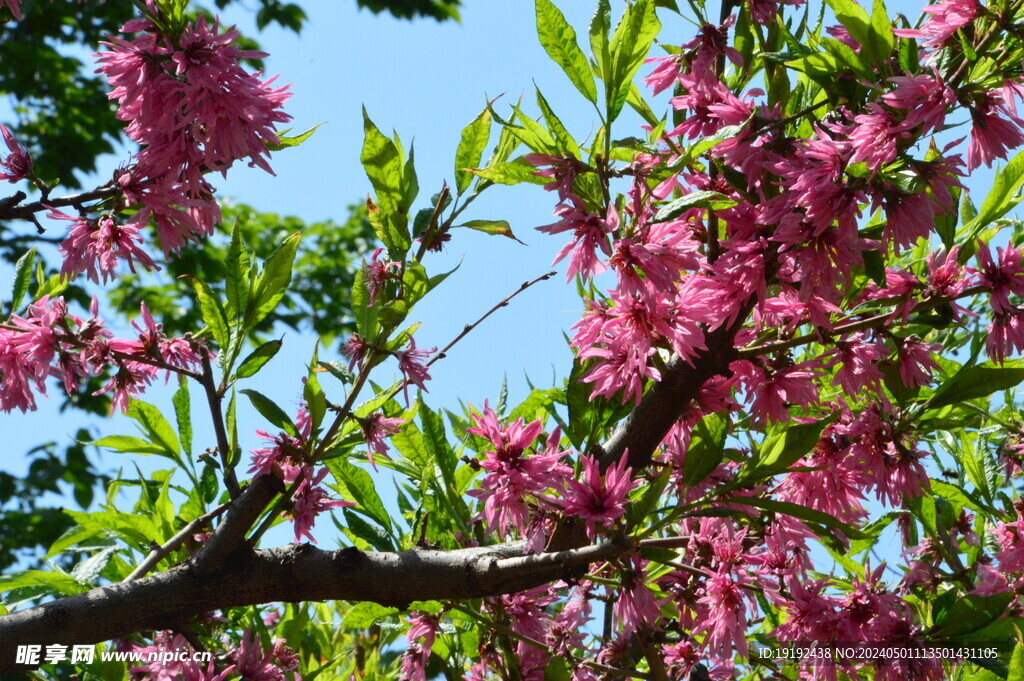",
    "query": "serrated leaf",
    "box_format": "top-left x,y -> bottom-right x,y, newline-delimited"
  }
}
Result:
240,389 -> 297,437
535,0 -> 598,104
653,191 -> 738,222
926,363 -> 1024,411
172,376 -> 192,457
361,109 -> 405,216
342,602 -> 400,629
458,219 -> 525,243
327,458 -> 393,532
266,123 -> 323,151
225,218 -> 250,318
455,107 -> 493,194
236,339 -> 283,379
127,401 -> 181,458
92,435 -> 169,456
470,157 -> 548,186
189,277 -> 229,350
10,247 -> 36,315
247,233 -> 301,329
